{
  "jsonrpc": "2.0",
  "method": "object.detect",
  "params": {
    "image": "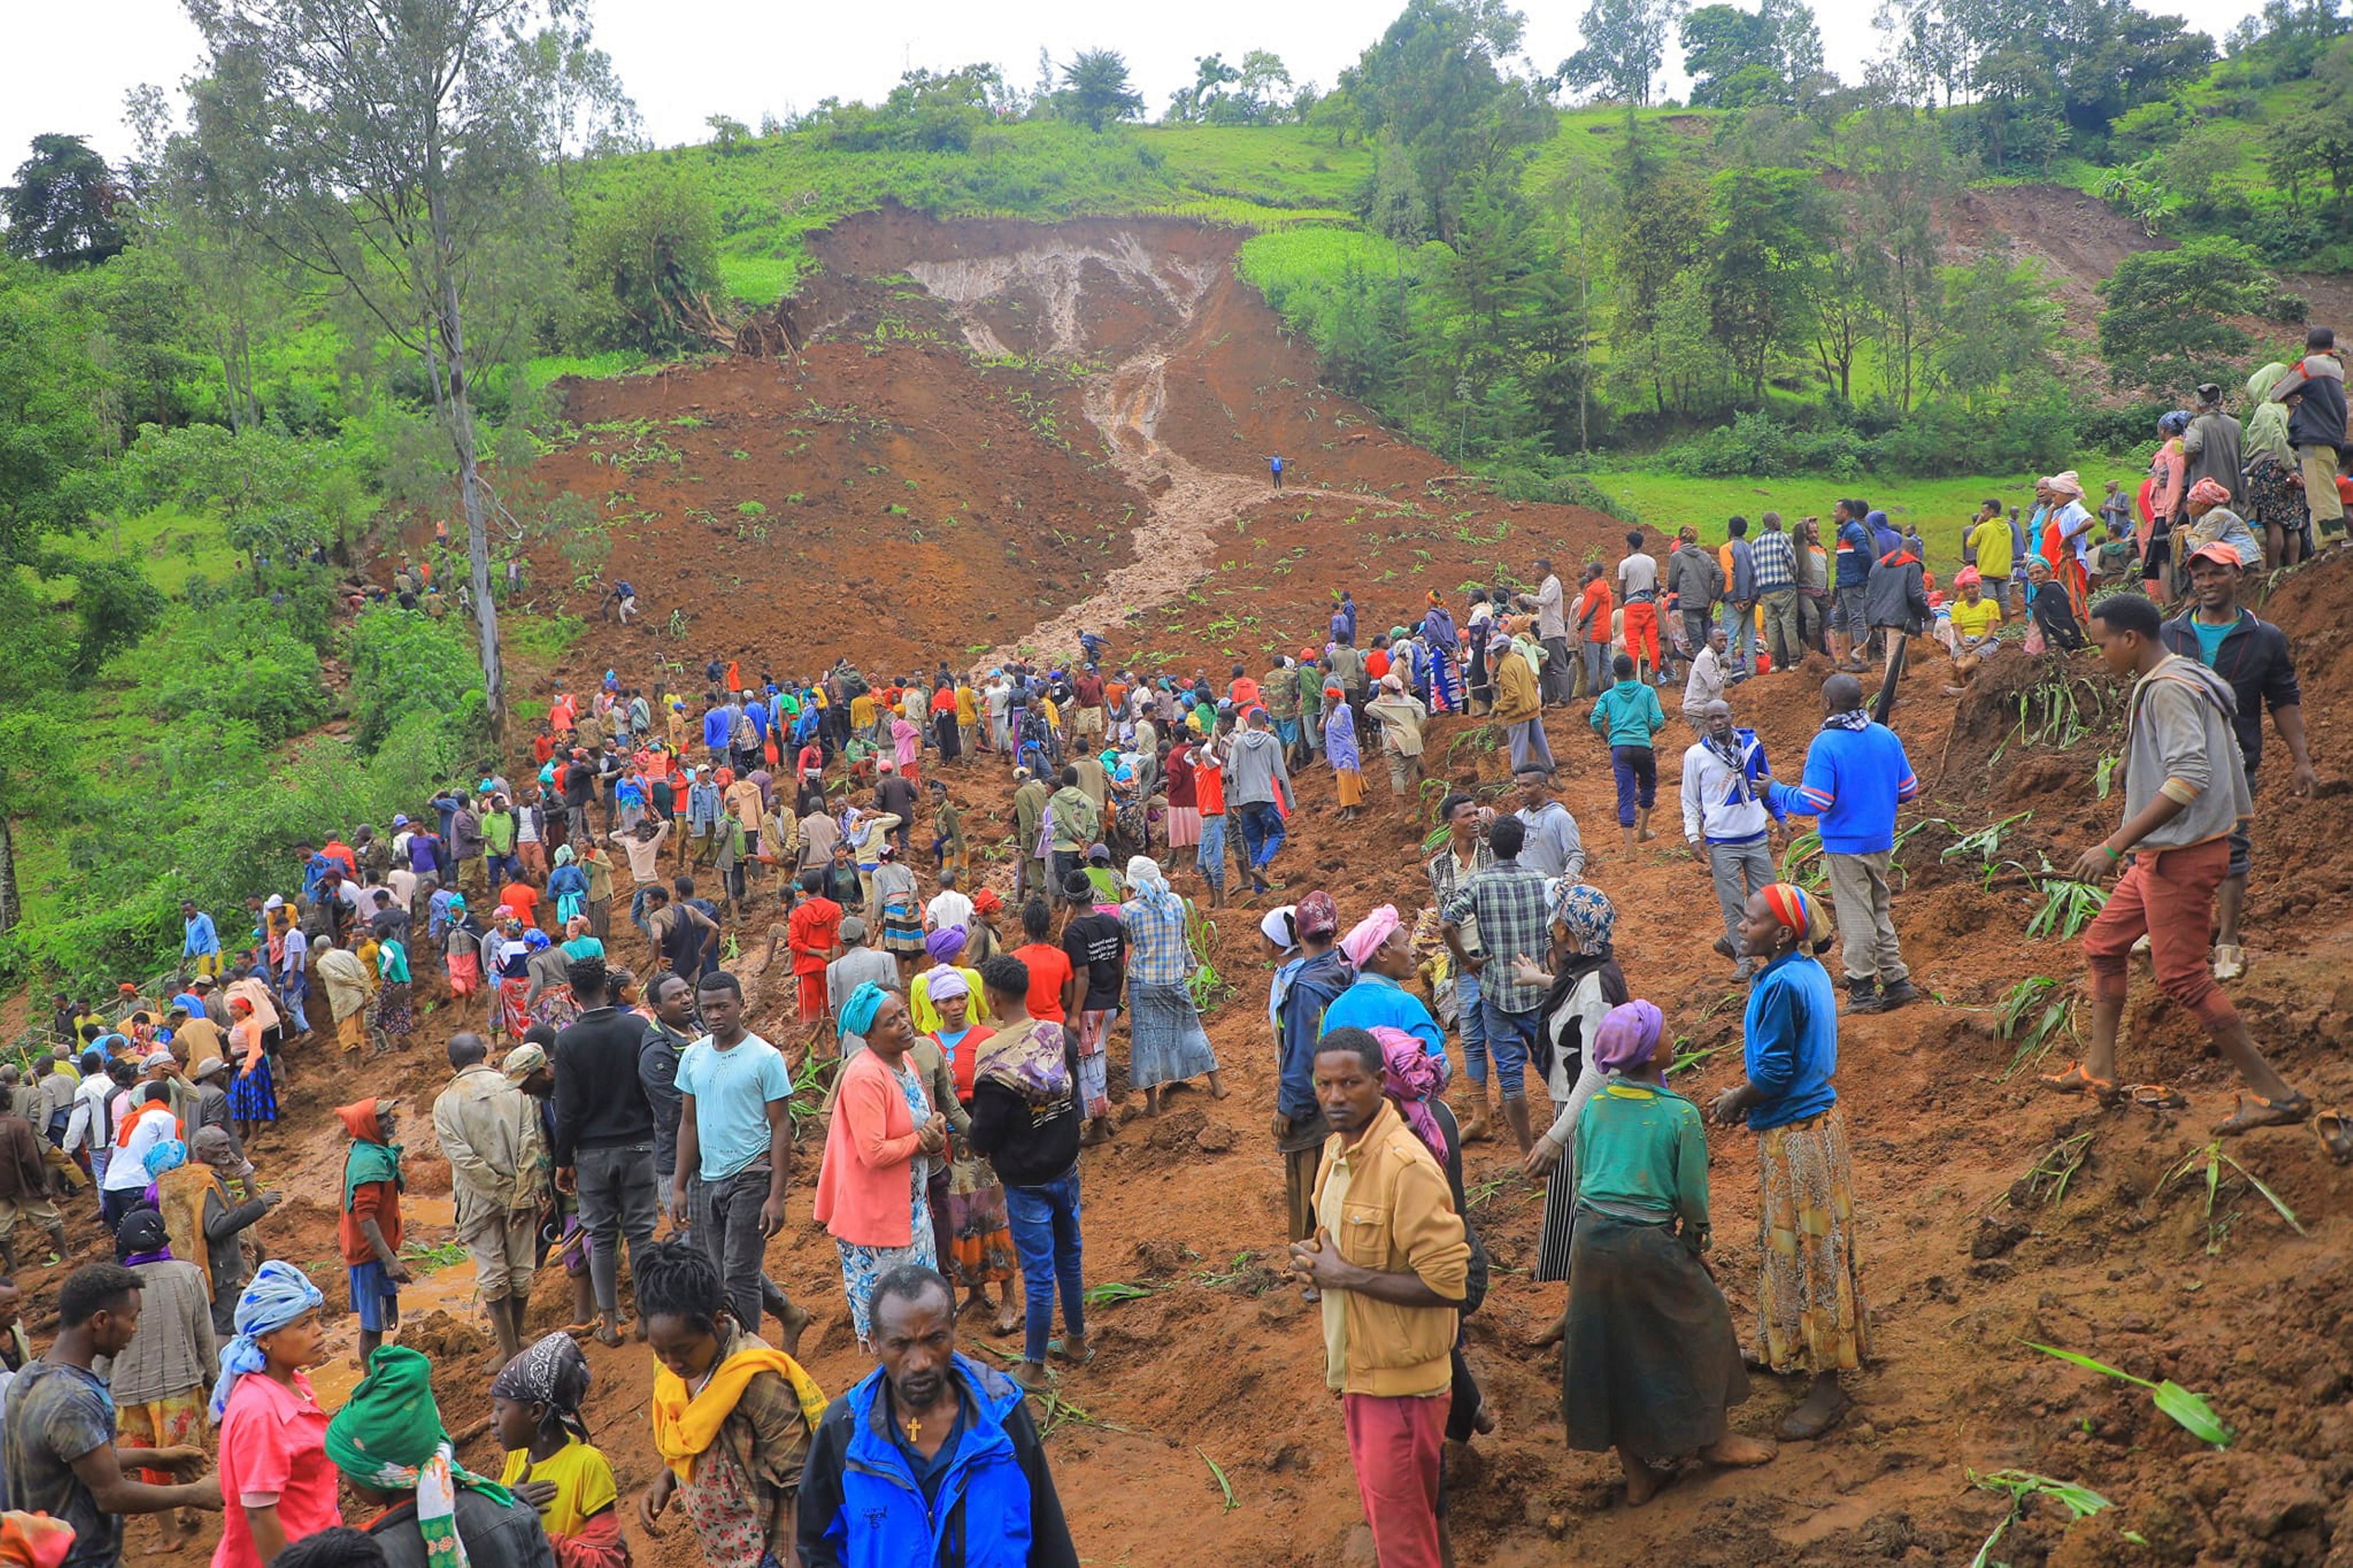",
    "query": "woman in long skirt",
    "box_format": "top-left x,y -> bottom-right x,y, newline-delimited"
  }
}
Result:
1323,688 -> 1364,821
374,935 -> 414,1049
930,976 -> 1022,1336
1709,884 -> 1870,1441
1118,860 -> 1226,1114
872,846 -> 926,985
814,987 -> 943,1347
1562,999 -> 1773,1501
226,999 -> 277,1146
1515,884 -> 1629,1335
